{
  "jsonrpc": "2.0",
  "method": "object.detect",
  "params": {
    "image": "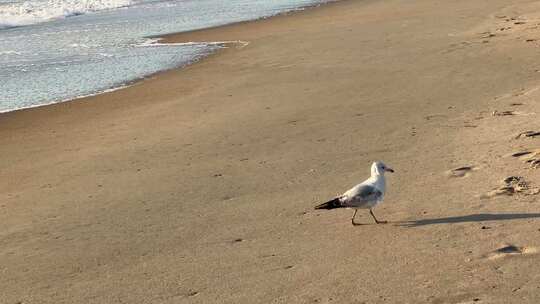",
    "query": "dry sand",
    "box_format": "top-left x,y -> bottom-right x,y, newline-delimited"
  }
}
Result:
3,0 -> 540,302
